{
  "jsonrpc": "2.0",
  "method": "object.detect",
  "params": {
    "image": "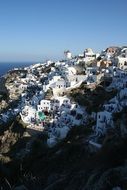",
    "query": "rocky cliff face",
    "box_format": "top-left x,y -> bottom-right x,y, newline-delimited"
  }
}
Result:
0,120 -> 127,190
0,116 -> 28,188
